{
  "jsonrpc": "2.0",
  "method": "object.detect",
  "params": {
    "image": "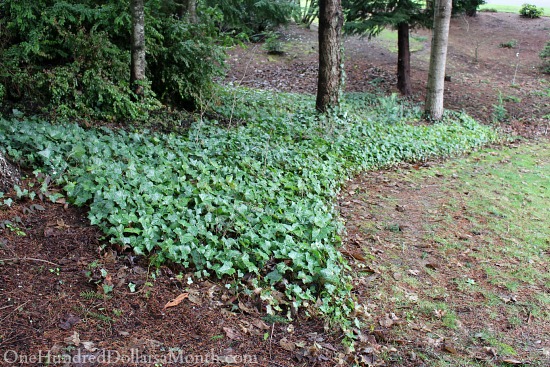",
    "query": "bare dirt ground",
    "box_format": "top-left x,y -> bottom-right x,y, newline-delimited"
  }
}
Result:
1,12 -> 549,367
